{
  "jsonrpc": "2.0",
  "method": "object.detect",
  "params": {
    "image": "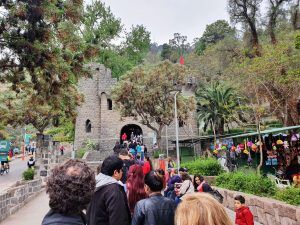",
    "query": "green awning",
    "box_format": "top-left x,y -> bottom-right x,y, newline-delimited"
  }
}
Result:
224,125 -> 300,139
